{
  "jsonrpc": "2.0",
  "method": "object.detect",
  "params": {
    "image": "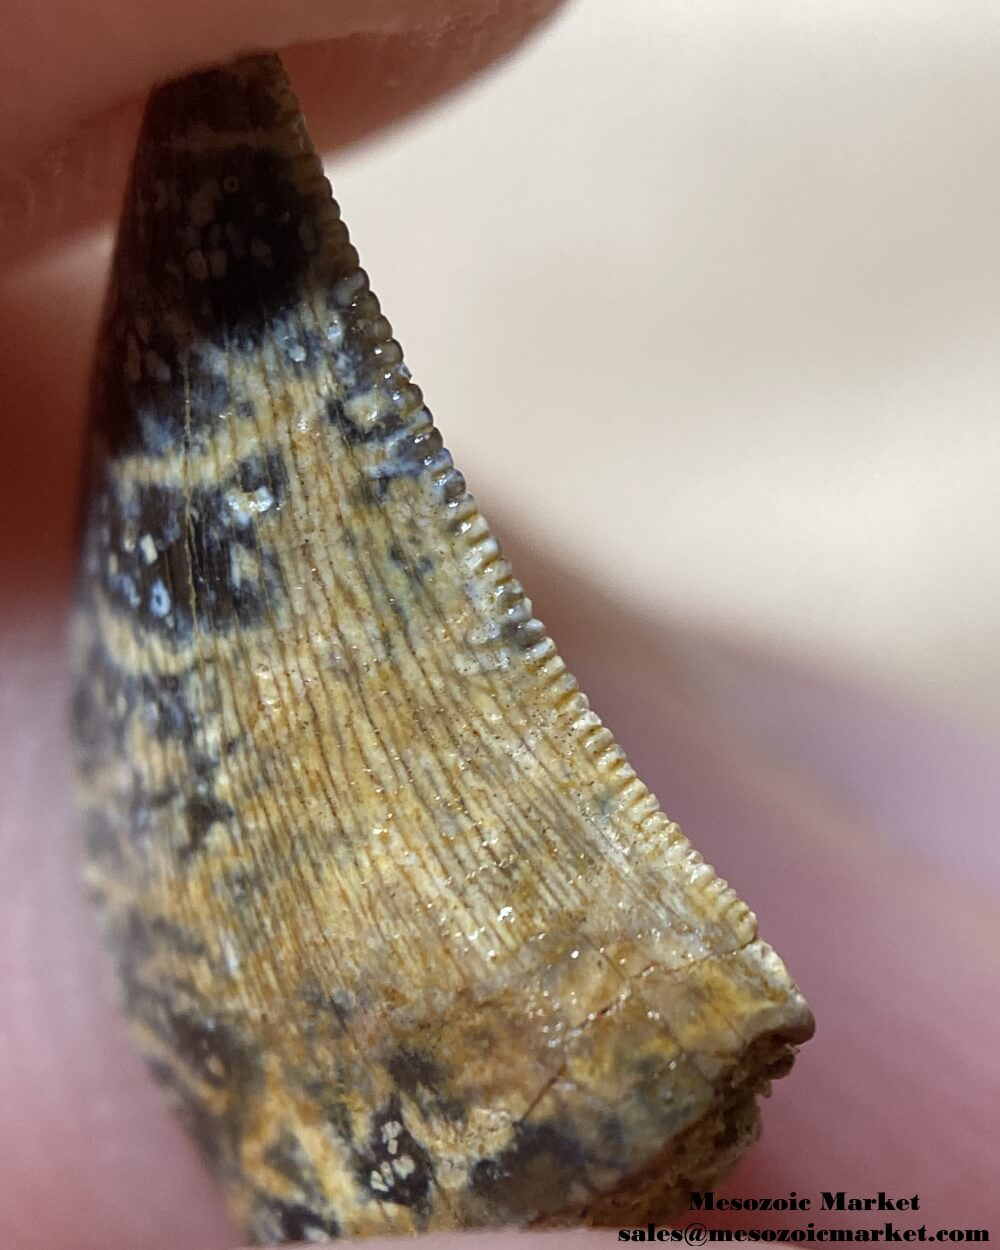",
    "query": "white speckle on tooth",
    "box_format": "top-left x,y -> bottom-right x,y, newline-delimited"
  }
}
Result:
148,579 -> 171,617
